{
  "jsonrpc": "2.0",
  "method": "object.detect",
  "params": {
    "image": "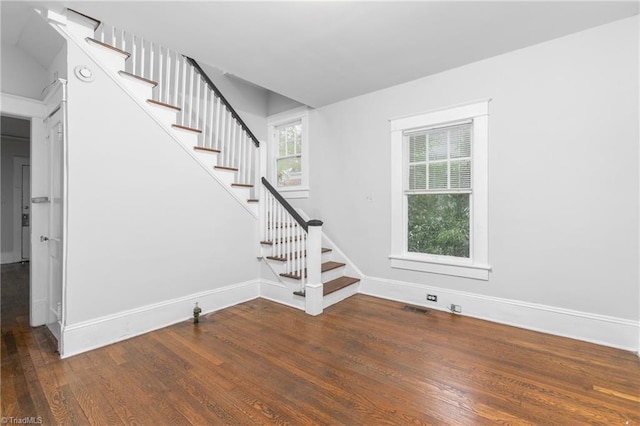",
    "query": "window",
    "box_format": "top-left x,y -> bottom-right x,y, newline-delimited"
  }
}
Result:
276,121 -> 302,187
390,100 -> 490,280
268,107 -> 309,198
